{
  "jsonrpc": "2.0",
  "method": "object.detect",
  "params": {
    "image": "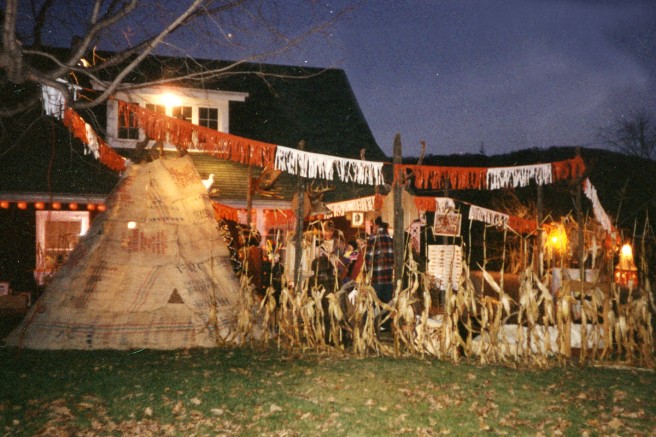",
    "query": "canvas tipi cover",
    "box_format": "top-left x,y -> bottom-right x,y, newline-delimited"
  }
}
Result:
6,156 -> 240,349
